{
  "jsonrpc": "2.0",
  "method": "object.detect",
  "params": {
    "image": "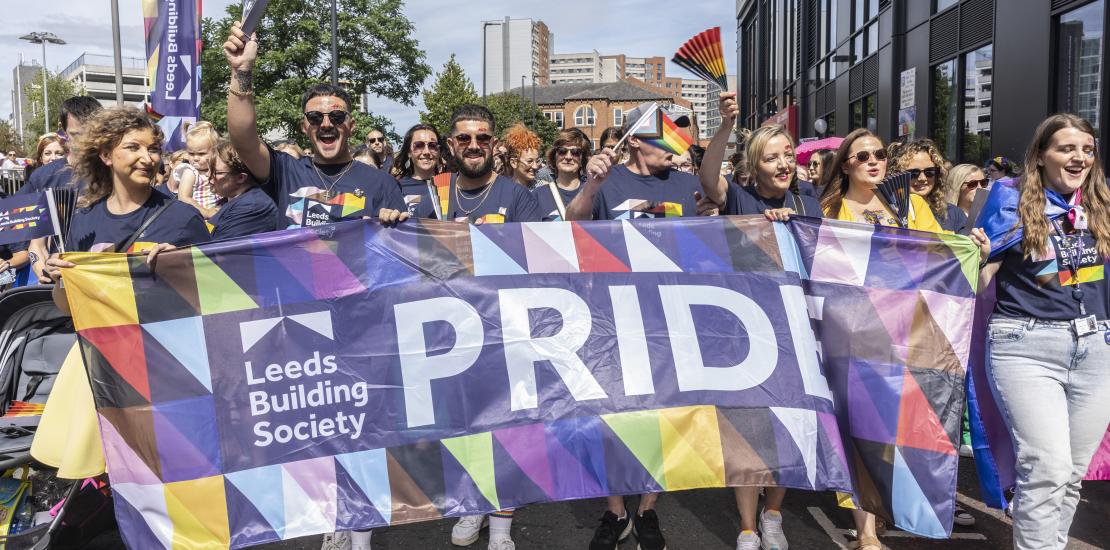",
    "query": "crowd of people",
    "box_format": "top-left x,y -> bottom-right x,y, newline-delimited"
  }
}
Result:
1,18 -> 1105,550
